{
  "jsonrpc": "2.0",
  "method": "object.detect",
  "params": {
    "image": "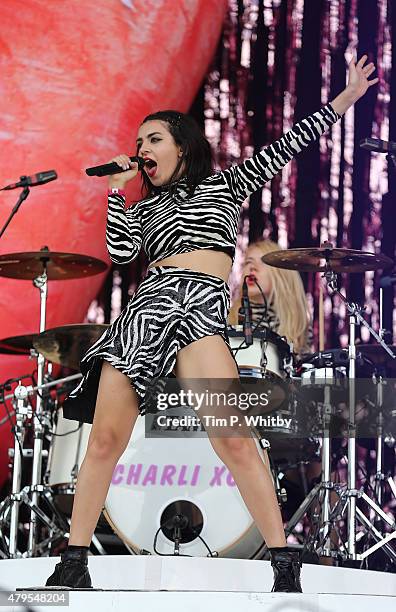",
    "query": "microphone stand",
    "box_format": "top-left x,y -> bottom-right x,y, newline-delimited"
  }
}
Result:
0,183 -> 30,240
241,277 -> 253,346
